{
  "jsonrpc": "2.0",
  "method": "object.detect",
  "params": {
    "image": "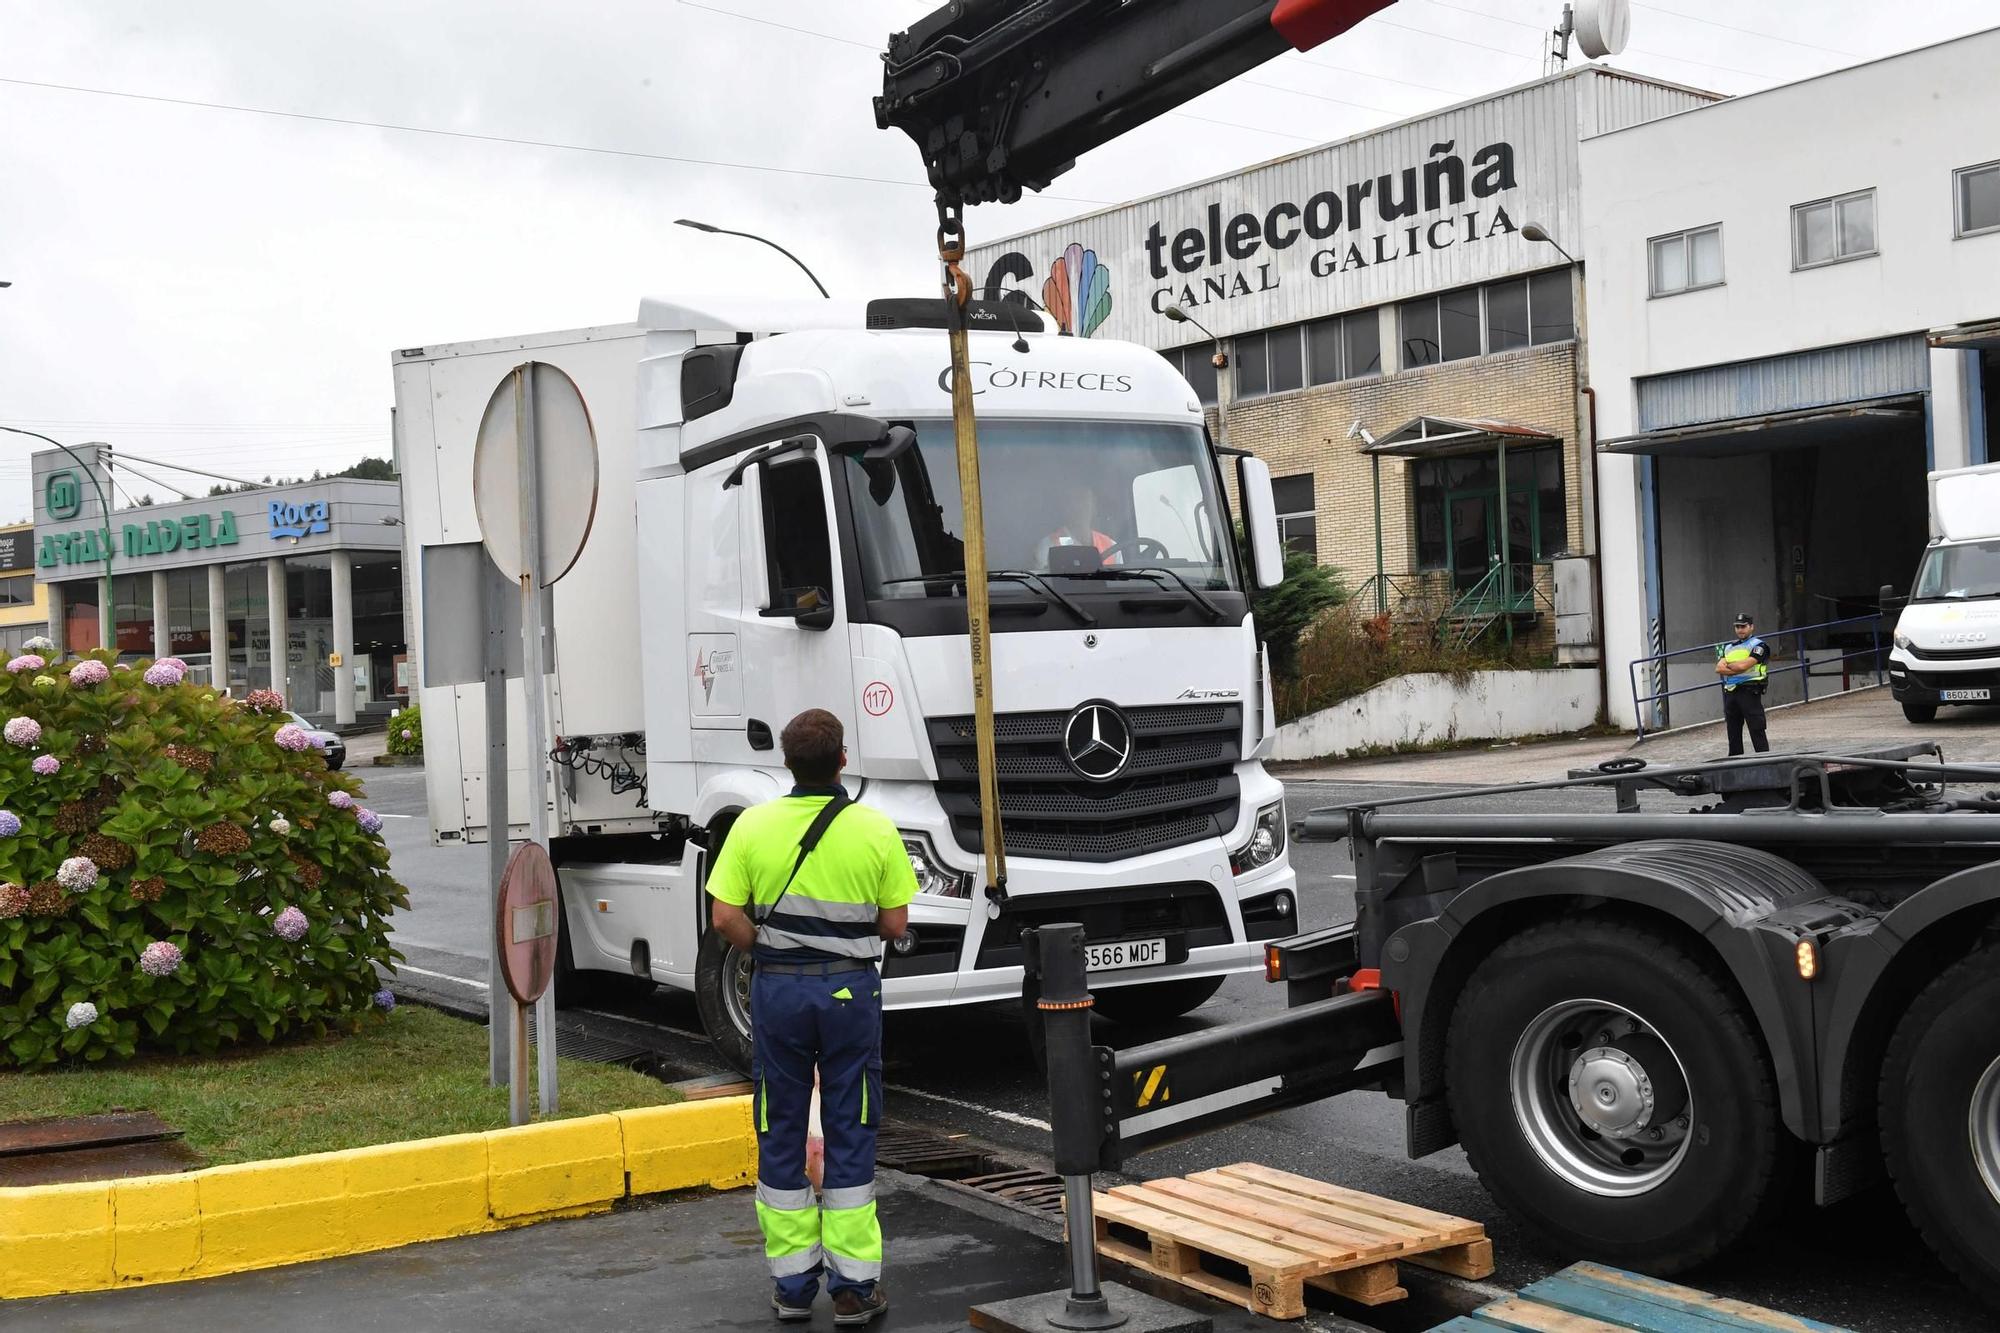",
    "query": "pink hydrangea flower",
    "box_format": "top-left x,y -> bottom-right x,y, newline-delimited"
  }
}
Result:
158,656 -> 187,671
139,940 -> 184,977
274,723 -> 312,752
31,754 -> 59,776
143,660 -> 186,687
68,659 -> 110,686
3,716 -> 41,747
272,905 -> 309,941
0,883 -> 26,919
6,654 -> 45,674
328,791 -> 355,810
245,688 -> 285,713
57,856 -> 98,891
356,808 -> 384,835
400,729 -> 412,739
